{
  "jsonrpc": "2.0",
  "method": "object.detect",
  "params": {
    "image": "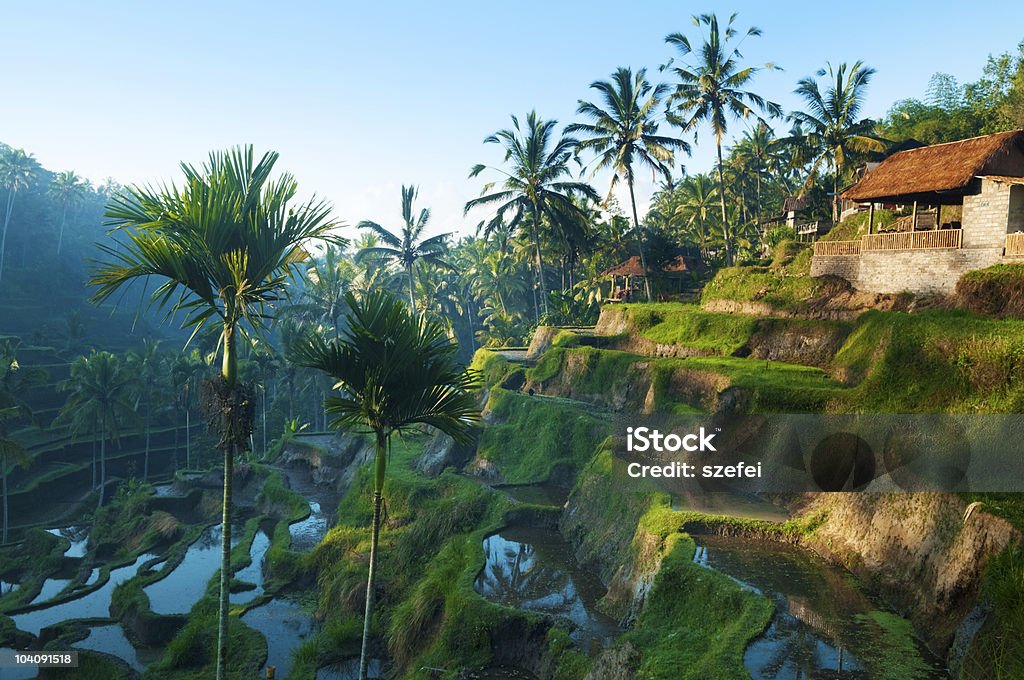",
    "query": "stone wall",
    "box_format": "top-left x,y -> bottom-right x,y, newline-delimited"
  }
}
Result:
857,248 -> 1003,294
810,253 -> 860,283
962,179 -> 1013,248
